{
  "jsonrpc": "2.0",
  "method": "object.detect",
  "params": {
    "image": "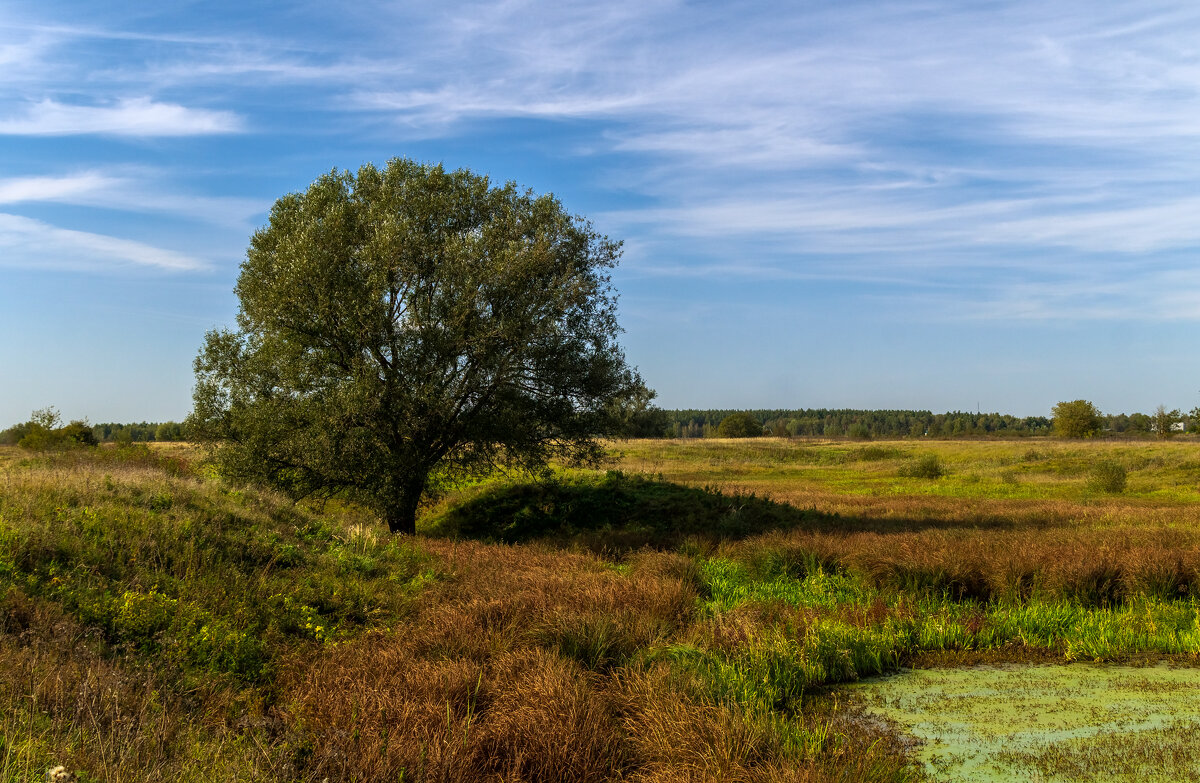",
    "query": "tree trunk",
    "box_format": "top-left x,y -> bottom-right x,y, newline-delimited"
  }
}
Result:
385,486 -> 423,535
